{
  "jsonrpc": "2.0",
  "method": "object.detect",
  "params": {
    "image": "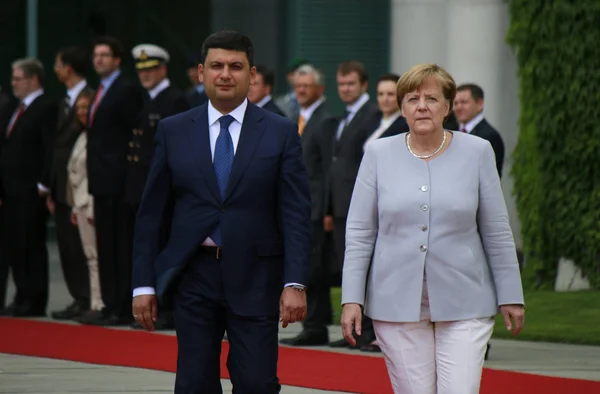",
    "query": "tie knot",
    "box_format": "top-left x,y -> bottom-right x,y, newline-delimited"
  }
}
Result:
219,115 -> 235,129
